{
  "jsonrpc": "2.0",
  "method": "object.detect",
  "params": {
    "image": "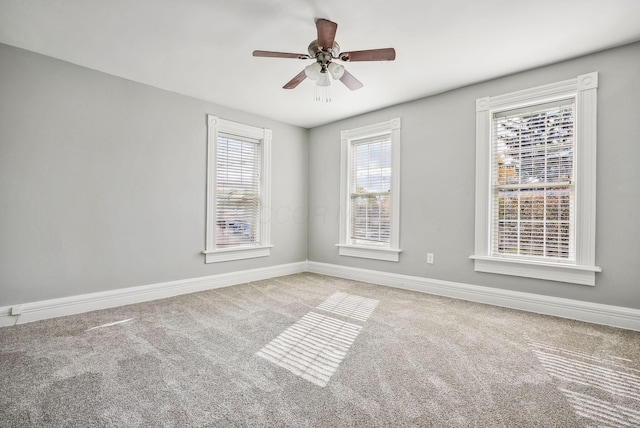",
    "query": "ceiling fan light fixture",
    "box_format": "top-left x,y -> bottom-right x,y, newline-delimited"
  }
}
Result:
304,62 -> 322,80
316,72 -> 331,87
327,62 -> 345,80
